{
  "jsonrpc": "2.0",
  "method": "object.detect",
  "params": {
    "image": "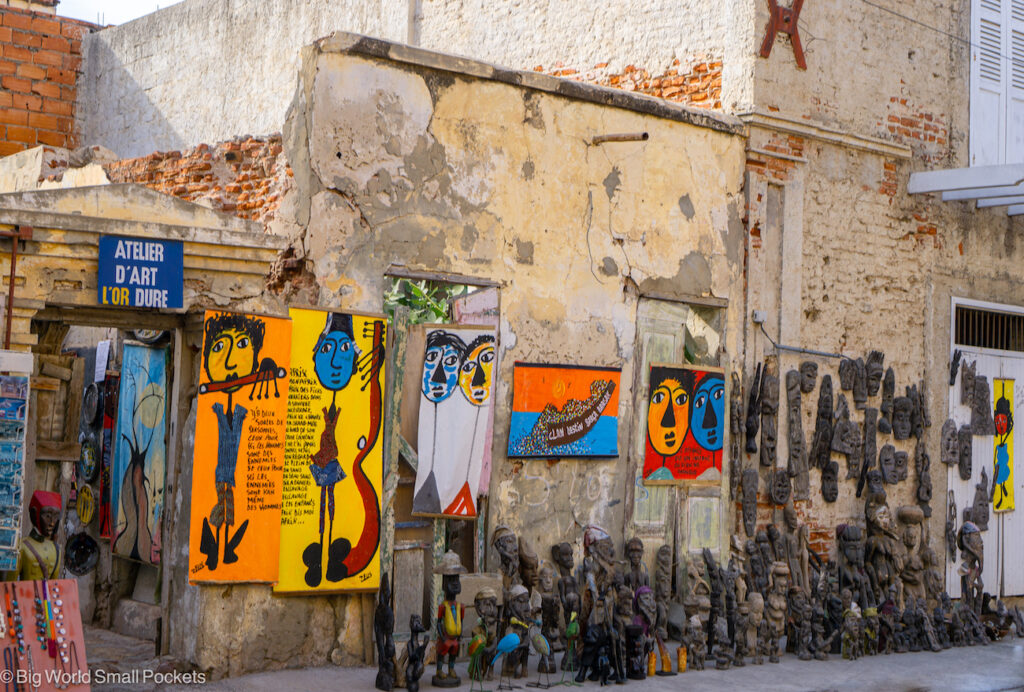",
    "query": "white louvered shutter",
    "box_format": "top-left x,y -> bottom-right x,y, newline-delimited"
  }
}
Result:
971,0 -> 1006,166
1006,0 -> 1024,162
